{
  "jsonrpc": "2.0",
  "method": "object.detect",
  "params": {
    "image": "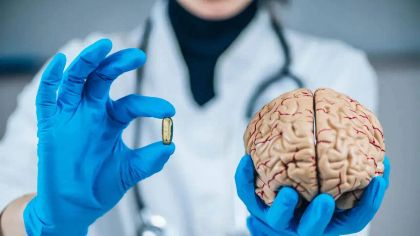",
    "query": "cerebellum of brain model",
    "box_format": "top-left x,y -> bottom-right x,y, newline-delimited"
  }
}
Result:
244,88 -> 385,210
